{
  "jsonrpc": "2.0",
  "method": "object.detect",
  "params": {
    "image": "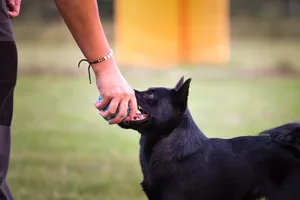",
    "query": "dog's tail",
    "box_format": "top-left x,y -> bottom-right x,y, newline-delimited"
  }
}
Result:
260,122 -> 300,151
